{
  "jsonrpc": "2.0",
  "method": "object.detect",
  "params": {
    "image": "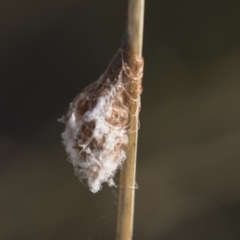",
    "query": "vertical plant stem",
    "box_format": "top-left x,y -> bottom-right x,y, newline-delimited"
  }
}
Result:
116,0 -> 144,240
